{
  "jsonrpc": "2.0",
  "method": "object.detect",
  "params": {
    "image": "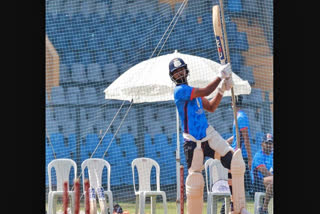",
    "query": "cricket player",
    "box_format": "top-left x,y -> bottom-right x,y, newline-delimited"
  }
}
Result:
169,58 -> 249,214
